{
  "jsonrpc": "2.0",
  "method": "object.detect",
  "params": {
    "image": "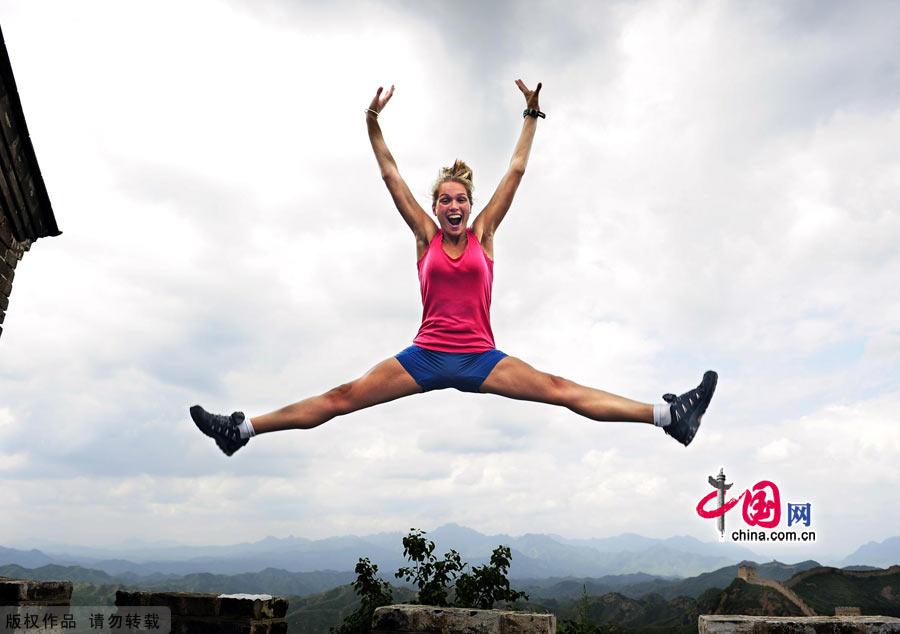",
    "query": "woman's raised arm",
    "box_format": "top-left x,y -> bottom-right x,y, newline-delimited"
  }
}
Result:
366,86 -> 436,251
472,80 -> 543,254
